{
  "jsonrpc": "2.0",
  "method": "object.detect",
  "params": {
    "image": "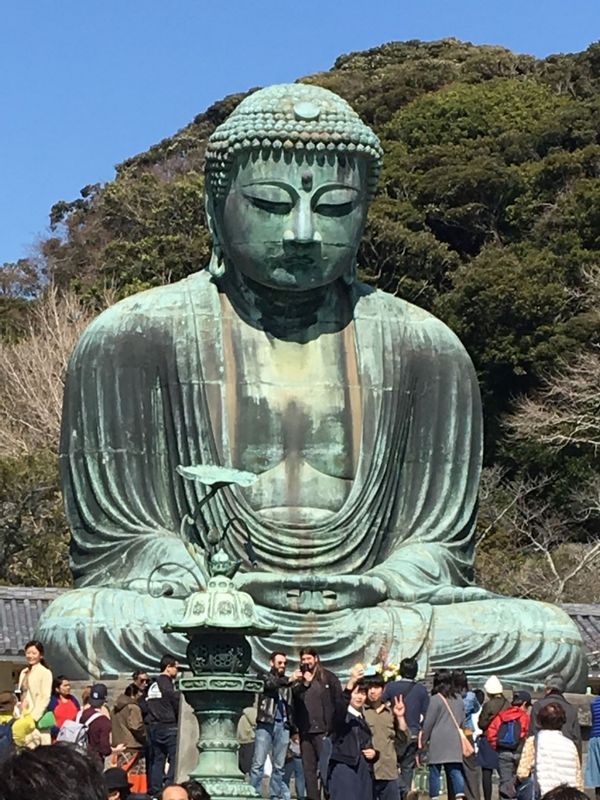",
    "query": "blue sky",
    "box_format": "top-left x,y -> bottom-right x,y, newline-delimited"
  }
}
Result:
2,0 -> 600,265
